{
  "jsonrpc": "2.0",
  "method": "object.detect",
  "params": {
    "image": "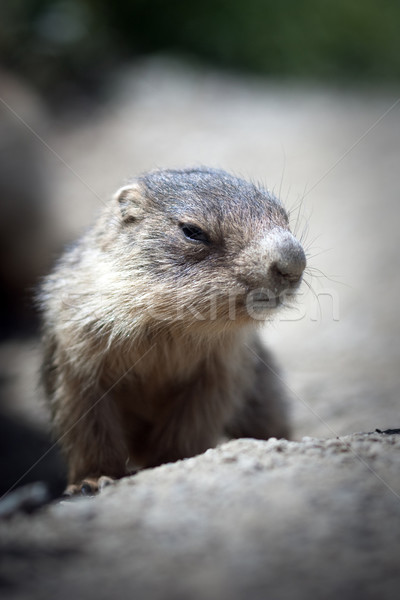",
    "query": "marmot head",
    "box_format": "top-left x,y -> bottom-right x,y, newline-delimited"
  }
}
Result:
112,167 -> 306,332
